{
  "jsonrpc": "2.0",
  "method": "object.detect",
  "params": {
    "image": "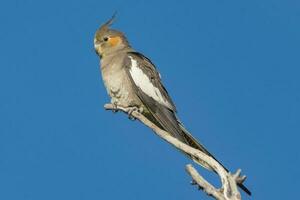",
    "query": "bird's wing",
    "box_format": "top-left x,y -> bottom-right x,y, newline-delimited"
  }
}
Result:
124,52 -> 189,142
124,52 -> 218,161
125,52 -> 177,112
